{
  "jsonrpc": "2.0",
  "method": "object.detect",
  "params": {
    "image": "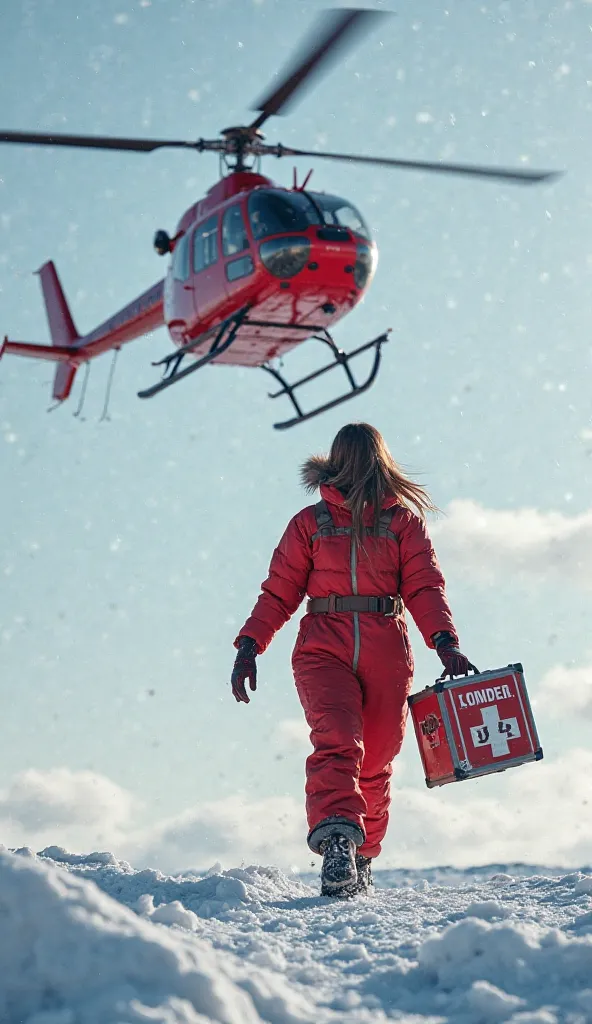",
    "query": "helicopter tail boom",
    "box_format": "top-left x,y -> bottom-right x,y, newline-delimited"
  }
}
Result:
0,337 -> 87,400
1,266 -> 166,404
0,260 -> 85,401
